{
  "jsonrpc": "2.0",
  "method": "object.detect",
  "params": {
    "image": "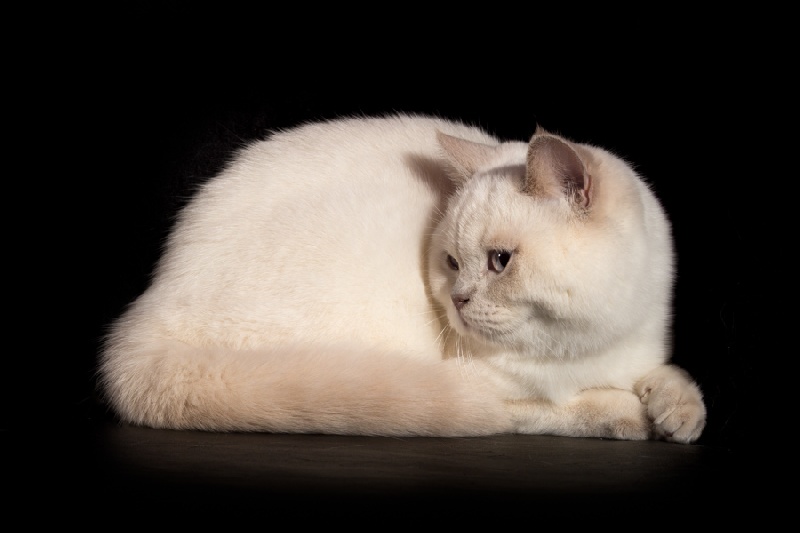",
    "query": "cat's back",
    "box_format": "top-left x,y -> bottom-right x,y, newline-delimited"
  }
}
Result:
170,113 -> 497,259
176,114 -> 496,232
124,114 -> 498,351
227,113 -> 494,181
